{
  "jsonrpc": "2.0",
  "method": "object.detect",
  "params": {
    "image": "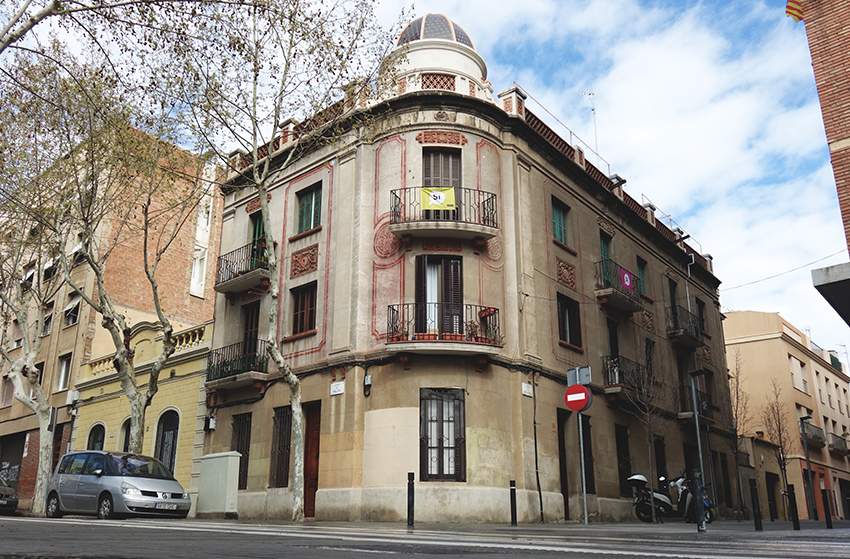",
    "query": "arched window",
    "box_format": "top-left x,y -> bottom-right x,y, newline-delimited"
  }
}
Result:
121,419 -> 132,452
87,424 -> 105,450
154,410 -> 179,474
